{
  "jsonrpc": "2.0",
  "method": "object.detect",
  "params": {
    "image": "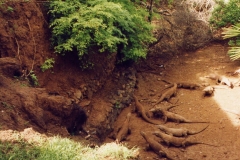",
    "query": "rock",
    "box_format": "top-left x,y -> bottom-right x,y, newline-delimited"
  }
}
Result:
86,88 -> 93,99
79,100 -> 91,107
74,89 -> 82,99
22,101 -> 46,130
